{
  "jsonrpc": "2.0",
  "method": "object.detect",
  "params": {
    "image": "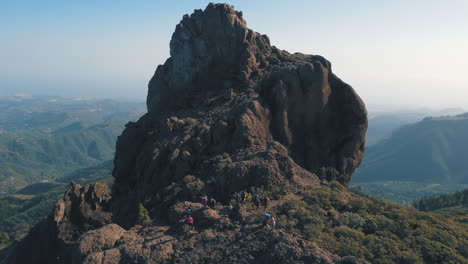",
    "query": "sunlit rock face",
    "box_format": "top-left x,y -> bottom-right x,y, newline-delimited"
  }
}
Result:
113,3 -> 367,227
